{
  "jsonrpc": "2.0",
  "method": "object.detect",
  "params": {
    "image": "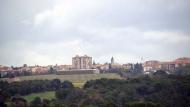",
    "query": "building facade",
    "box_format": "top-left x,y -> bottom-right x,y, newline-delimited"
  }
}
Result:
72,55 -> 92,69
143,60 -> 160,72
173,57 -> 190,67
159,62 -> 175,71
143,57 -> 190,72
